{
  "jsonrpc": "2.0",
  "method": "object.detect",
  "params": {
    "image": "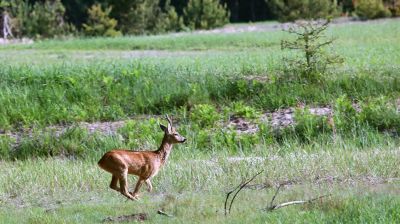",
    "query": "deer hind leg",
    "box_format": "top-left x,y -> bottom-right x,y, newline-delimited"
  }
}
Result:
145,179 -> 153,192
118,170 -> 136,200
109,175 -> 120,192
130,178 -> 145,199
